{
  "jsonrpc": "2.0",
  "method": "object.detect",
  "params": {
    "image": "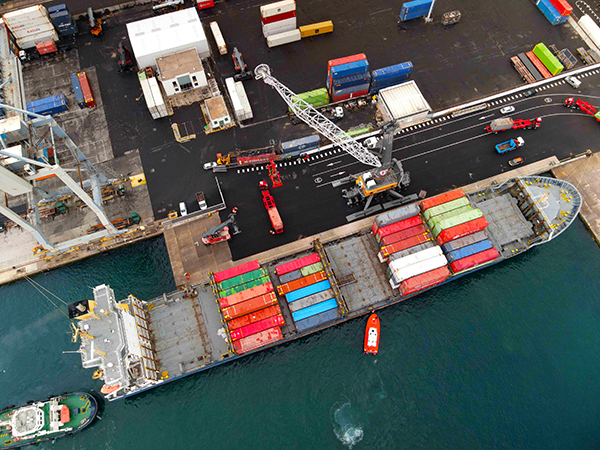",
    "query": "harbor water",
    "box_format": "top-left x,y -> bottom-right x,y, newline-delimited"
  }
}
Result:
2,220 -> 600,449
